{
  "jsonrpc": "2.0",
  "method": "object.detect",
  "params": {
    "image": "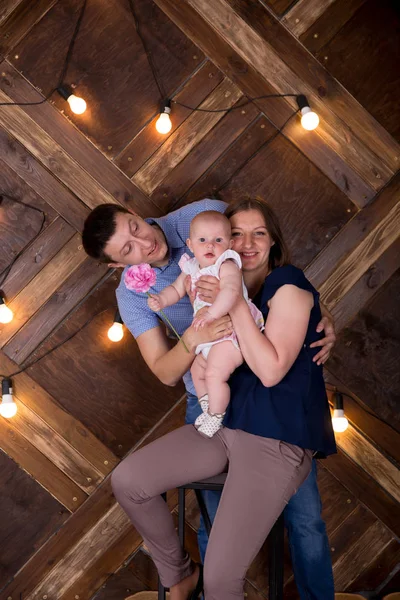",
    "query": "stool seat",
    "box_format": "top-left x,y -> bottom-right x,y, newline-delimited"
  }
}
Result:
158,474 -> 284,599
